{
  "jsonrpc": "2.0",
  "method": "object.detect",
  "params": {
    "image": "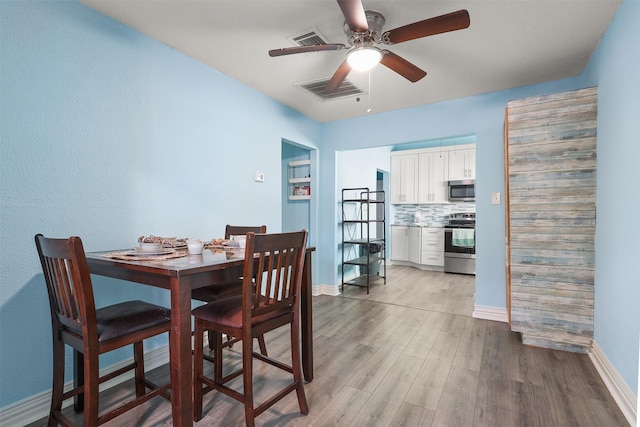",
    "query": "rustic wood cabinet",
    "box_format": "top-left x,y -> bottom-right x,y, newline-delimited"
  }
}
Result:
506,87 -> 597,353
